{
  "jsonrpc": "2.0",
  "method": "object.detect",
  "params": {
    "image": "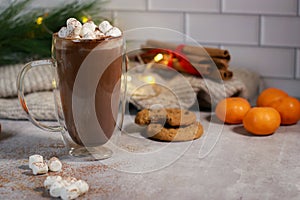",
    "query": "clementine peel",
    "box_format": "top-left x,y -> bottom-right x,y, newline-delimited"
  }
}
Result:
215,97 -> 251,124
256,88 -> 288,107
243,107 -> 281,135
269,96 -> 300,125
